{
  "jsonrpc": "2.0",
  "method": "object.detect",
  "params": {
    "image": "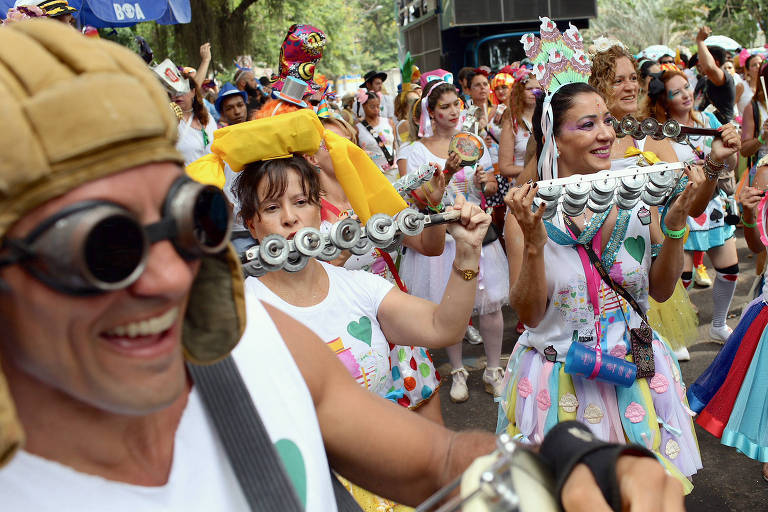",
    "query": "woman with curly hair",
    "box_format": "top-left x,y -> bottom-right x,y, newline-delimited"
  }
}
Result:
590,46 -> 702,360
588,44 -> 678,167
